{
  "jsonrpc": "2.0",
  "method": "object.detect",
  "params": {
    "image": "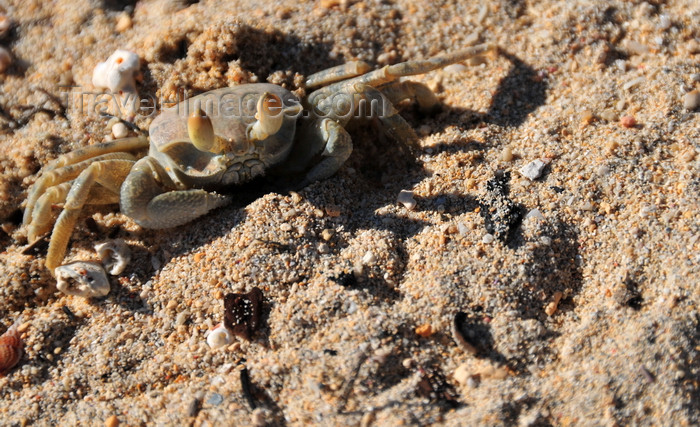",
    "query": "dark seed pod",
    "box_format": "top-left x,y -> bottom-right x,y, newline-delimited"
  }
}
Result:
224,287 -> 263,340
